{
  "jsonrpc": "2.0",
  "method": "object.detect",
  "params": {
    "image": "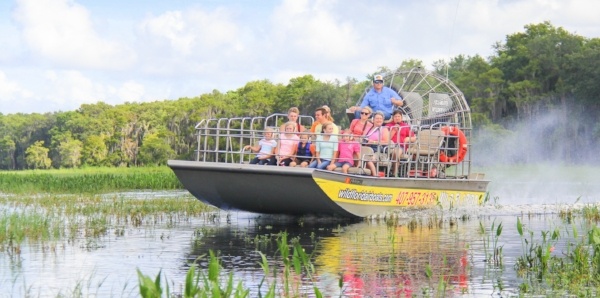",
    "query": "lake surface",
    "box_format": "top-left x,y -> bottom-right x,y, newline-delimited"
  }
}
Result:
2,165 -> 600,297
